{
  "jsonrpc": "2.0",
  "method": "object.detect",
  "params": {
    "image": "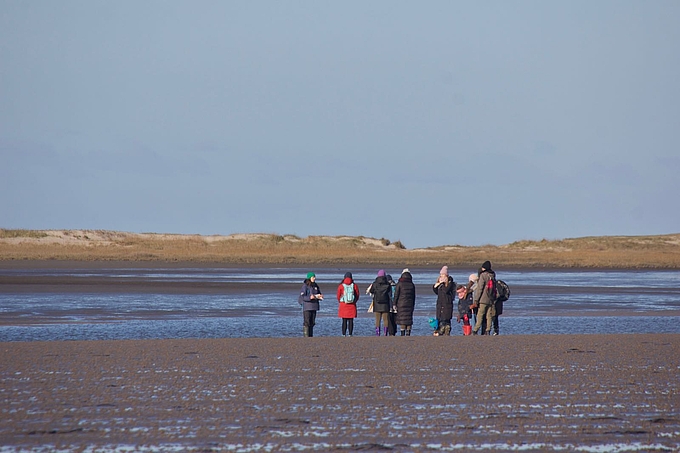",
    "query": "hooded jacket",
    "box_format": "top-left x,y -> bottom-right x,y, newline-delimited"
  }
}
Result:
369,275 -> 392,313
394,272 -> 416,326
336,277 -> 360,319
473,269 -> 497,306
